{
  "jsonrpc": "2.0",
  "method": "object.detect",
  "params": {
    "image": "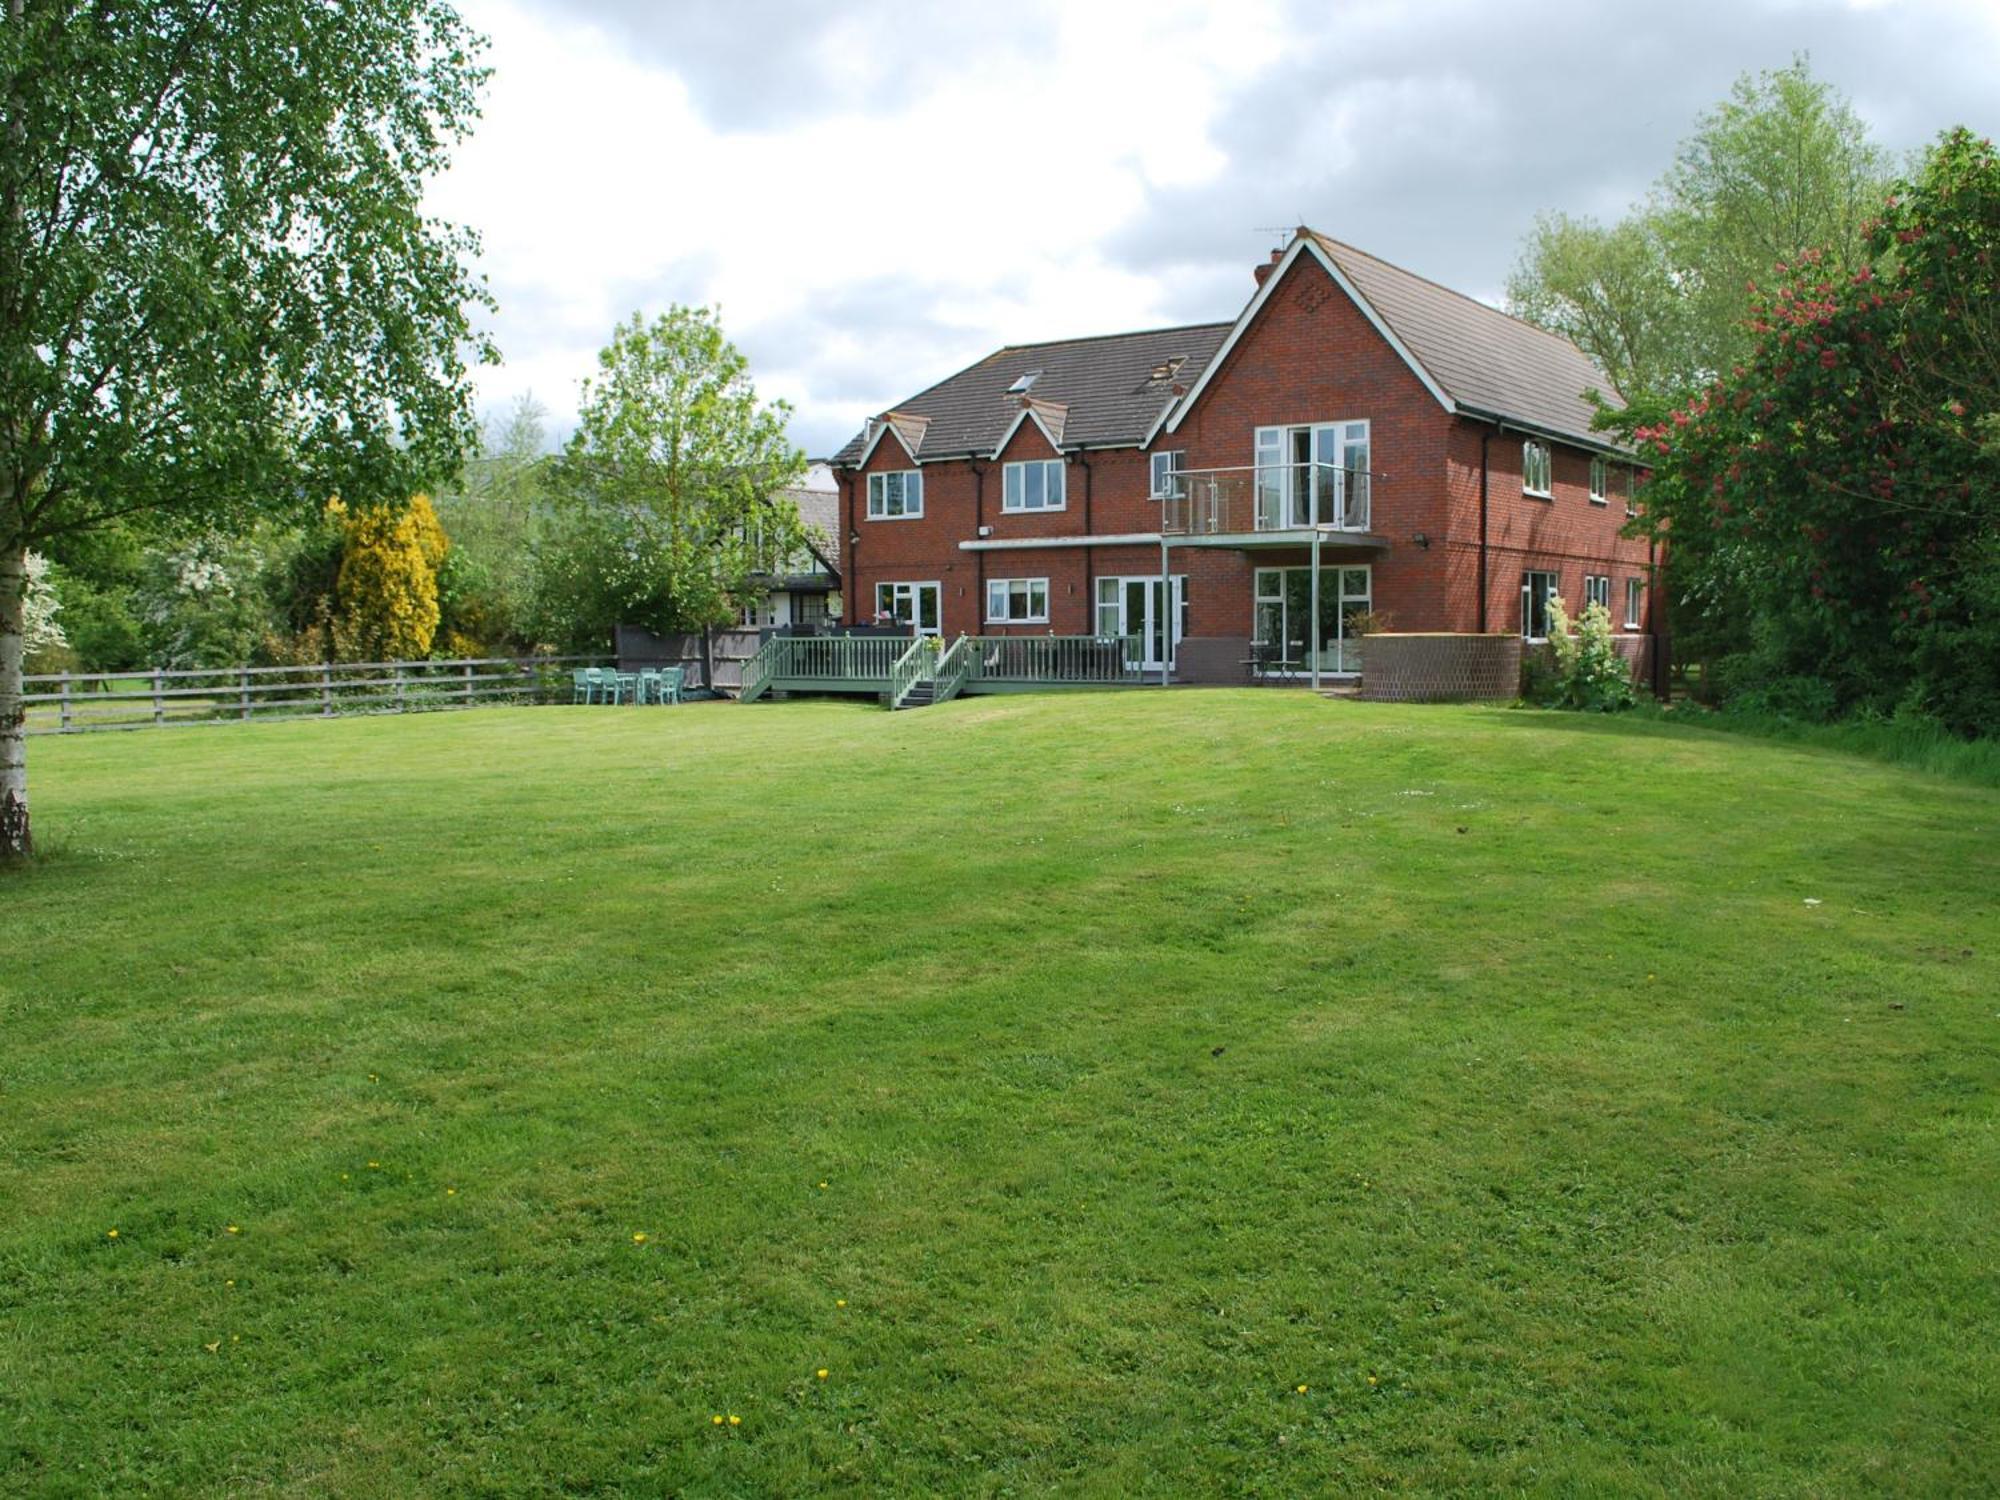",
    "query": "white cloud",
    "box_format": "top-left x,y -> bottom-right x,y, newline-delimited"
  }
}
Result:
427,0 -> 2000,457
